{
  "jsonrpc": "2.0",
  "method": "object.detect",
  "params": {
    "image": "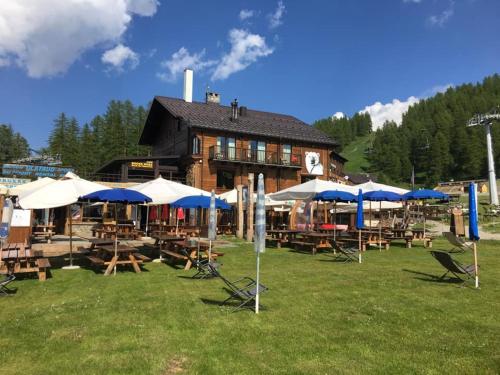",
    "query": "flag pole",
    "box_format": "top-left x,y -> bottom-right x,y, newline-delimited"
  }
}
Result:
379,201 -> 382,252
